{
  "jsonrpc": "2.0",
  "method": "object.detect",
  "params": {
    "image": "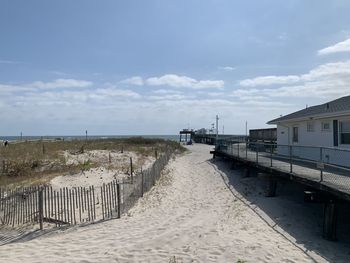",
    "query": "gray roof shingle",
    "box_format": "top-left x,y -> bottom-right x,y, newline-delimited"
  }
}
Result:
267,95 -> 350,124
